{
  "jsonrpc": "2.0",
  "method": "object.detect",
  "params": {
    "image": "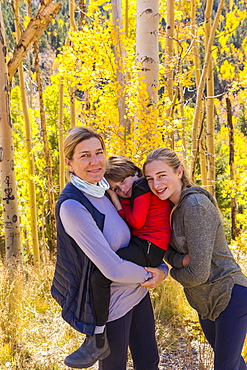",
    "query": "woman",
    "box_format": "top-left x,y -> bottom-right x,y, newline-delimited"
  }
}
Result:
143,147 -> 247,370
51,126 -> 167,370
